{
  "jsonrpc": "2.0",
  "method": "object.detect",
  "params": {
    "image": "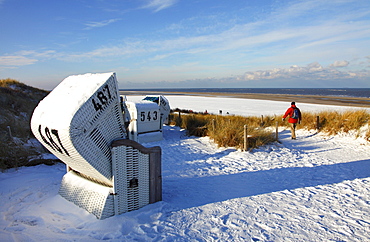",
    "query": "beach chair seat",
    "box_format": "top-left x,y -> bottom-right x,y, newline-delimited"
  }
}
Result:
31,72 -> 162,219
59,139 -> 161,219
